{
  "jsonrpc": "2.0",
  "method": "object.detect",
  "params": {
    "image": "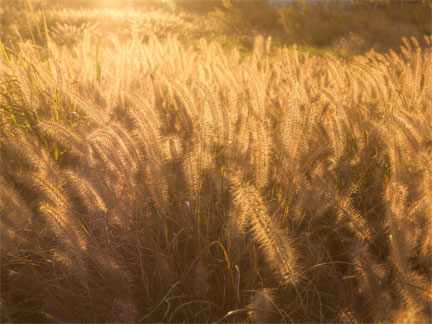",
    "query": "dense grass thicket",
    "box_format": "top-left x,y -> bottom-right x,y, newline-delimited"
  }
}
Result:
1,3 -> 432,323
